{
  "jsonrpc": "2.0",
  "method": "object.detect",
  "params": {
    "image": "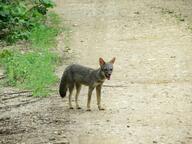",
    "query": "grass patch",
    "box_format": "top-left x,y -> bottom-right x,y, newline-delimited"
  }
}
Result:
0,12 -> 66,96
29,12 -> 62,50
0,49 -> 59,96
29,25 -> 59,50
